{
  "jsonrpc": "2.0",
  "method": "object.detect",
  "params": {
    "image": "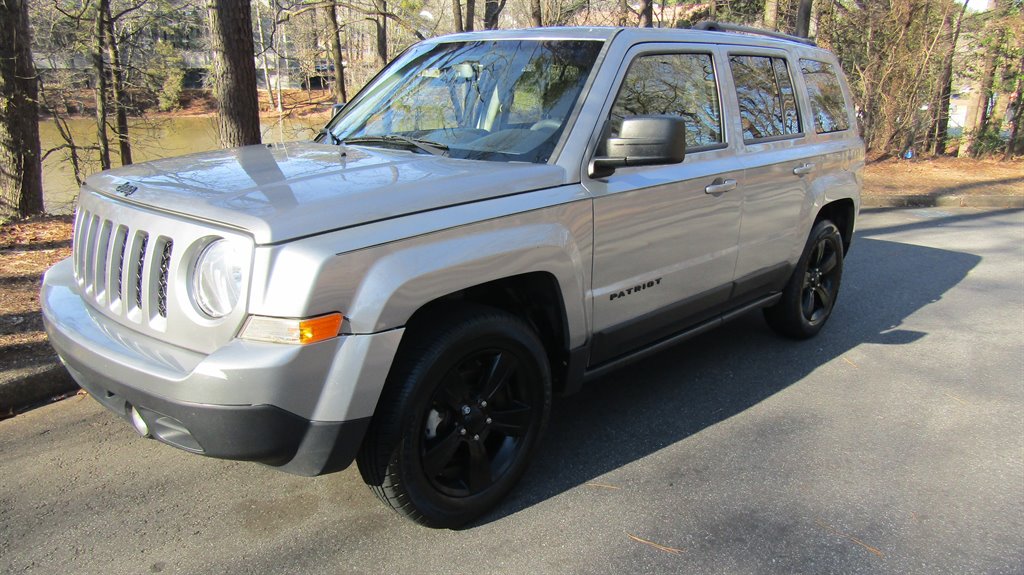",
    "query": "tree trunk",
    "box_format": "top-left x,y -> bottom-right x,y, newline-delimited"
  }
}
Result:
763,0 -> 778,29
483,0 -> 504,29
965,0 -> 1001,157
103,2 -> 131,166
638,0 -> 653,27
0,0 -> 44,220
452,0 -> 464,32
325,3 -> 347,102
374,0 -> 388,65
929,0 -> 968,155
208,0 -> 262,147
93,0 -> 110,170
254,0 -> 281,113
795,0 -> 812,38
275,10 -> 286,113
1004,54 -> 1024,161
529,0 -> 542,27
464,0 -> 475,30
